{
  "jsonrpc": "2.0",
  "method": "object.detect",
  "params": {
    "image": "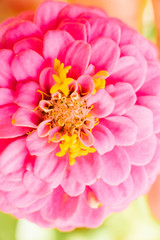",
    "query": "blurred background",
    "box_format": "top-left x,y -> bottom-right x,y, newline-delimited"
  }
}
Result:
0,0 -> 159,239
